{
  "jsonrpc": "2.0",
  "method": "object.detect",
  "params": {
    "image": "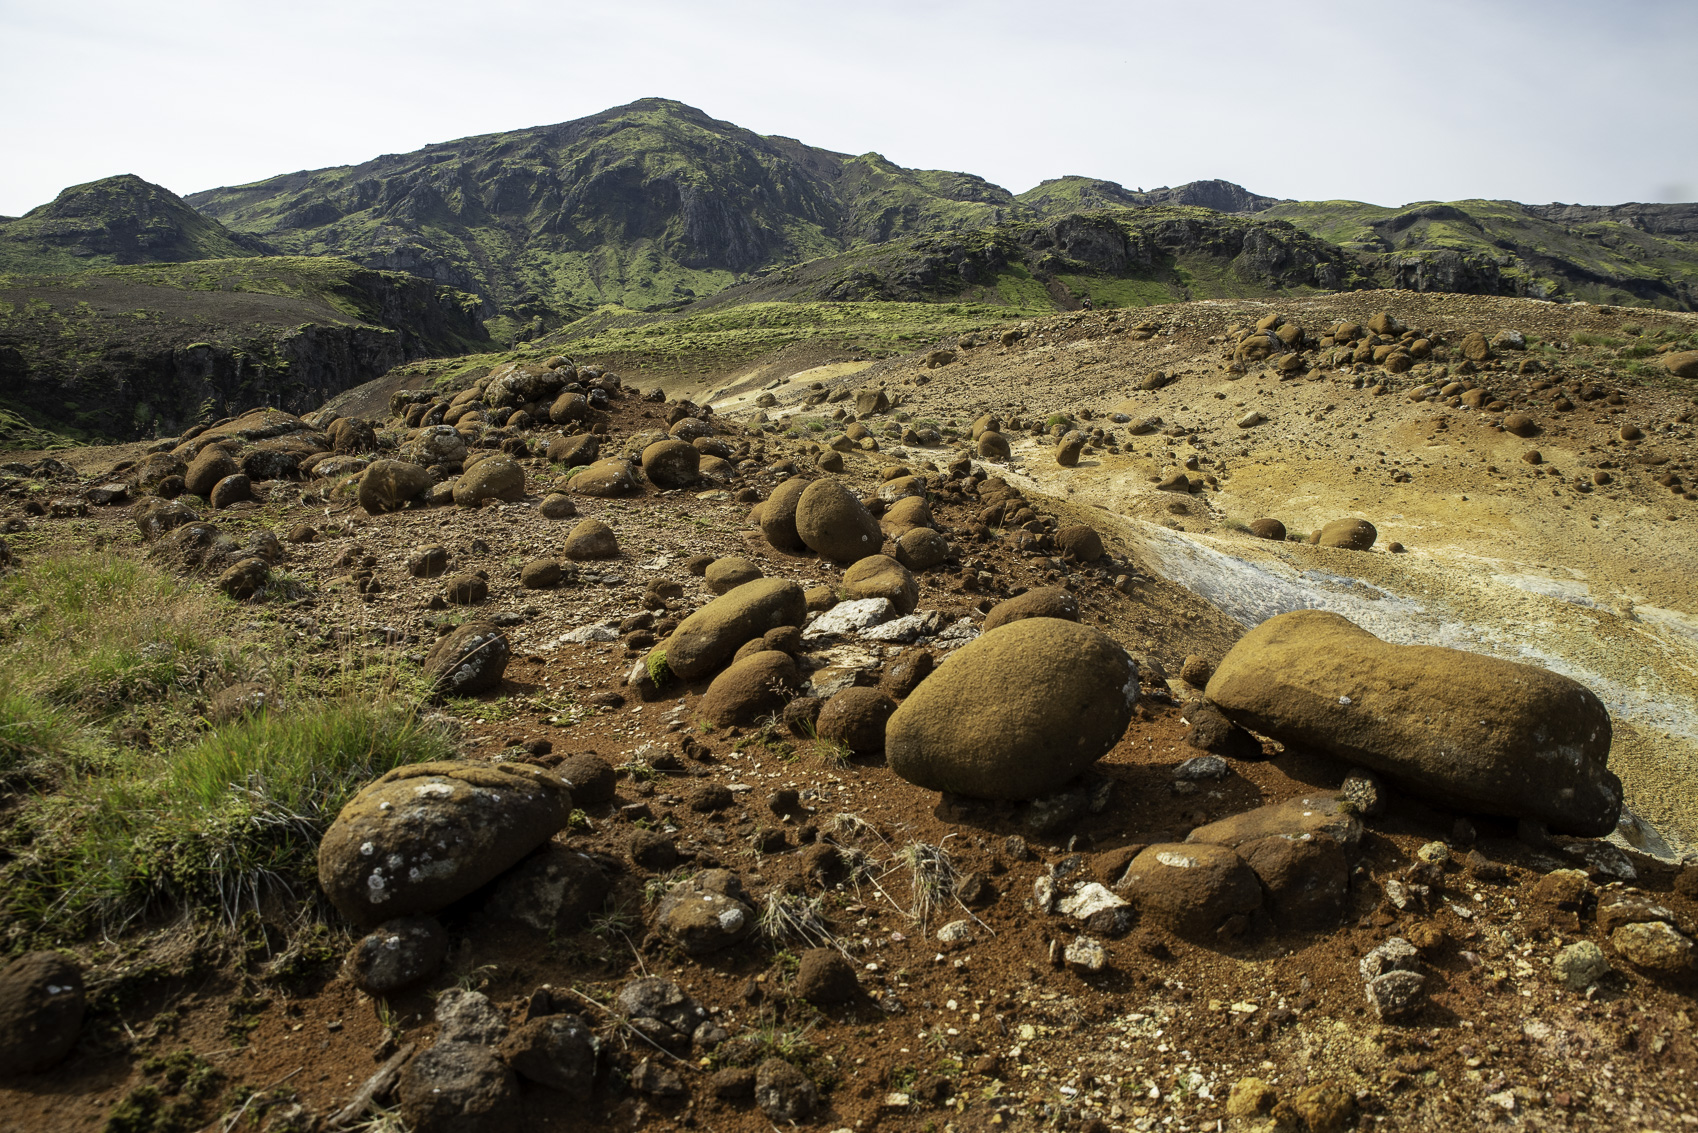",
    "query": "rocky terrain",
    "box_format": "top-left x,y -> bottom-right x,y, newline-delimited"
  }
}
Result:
0,288 -> 1694,1133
